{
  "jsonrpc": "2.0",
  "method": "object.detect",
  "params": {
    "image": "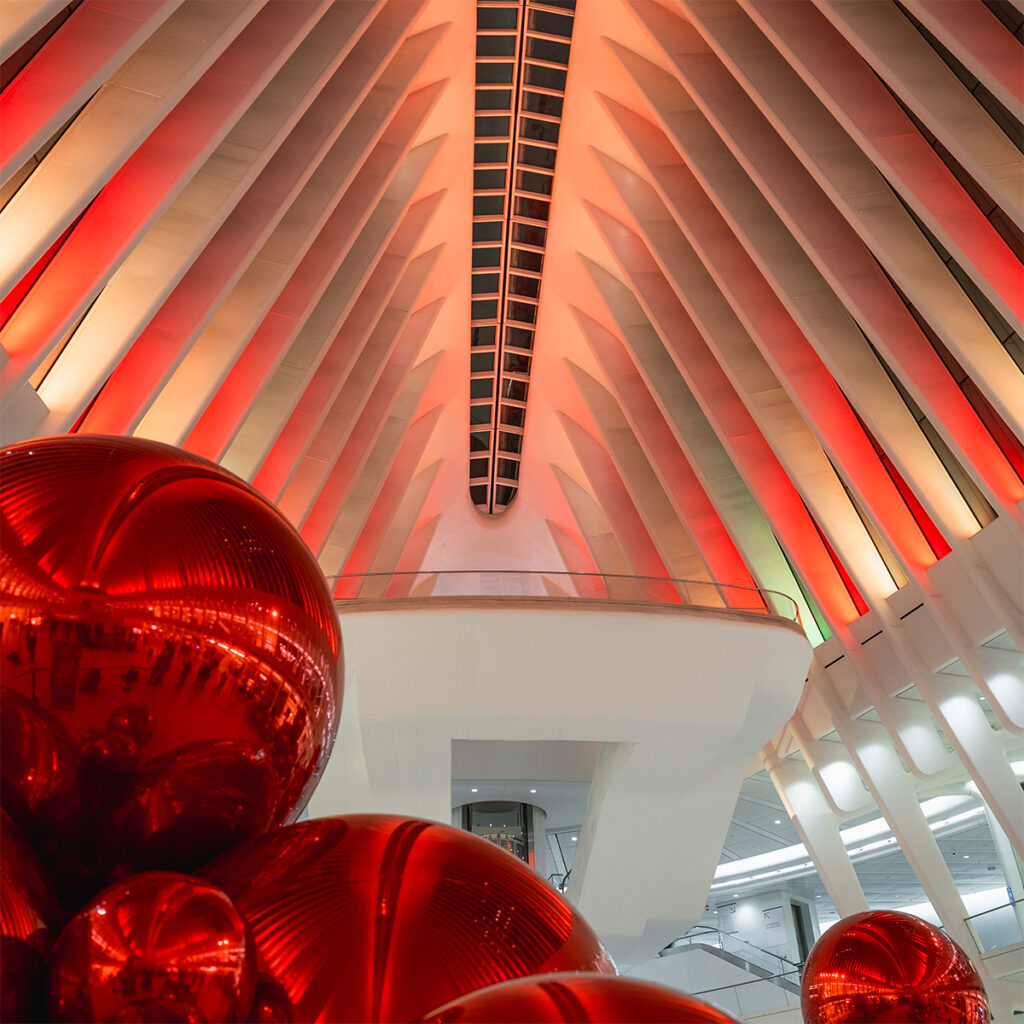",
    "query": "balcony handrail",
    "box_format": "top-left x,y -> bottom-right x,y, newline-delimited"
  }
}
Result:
964,899 -> 1019,924
328,570 -> 801,624
664,927 -> 802,978
688,967 -> 802,997
671,925 -> 804,969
